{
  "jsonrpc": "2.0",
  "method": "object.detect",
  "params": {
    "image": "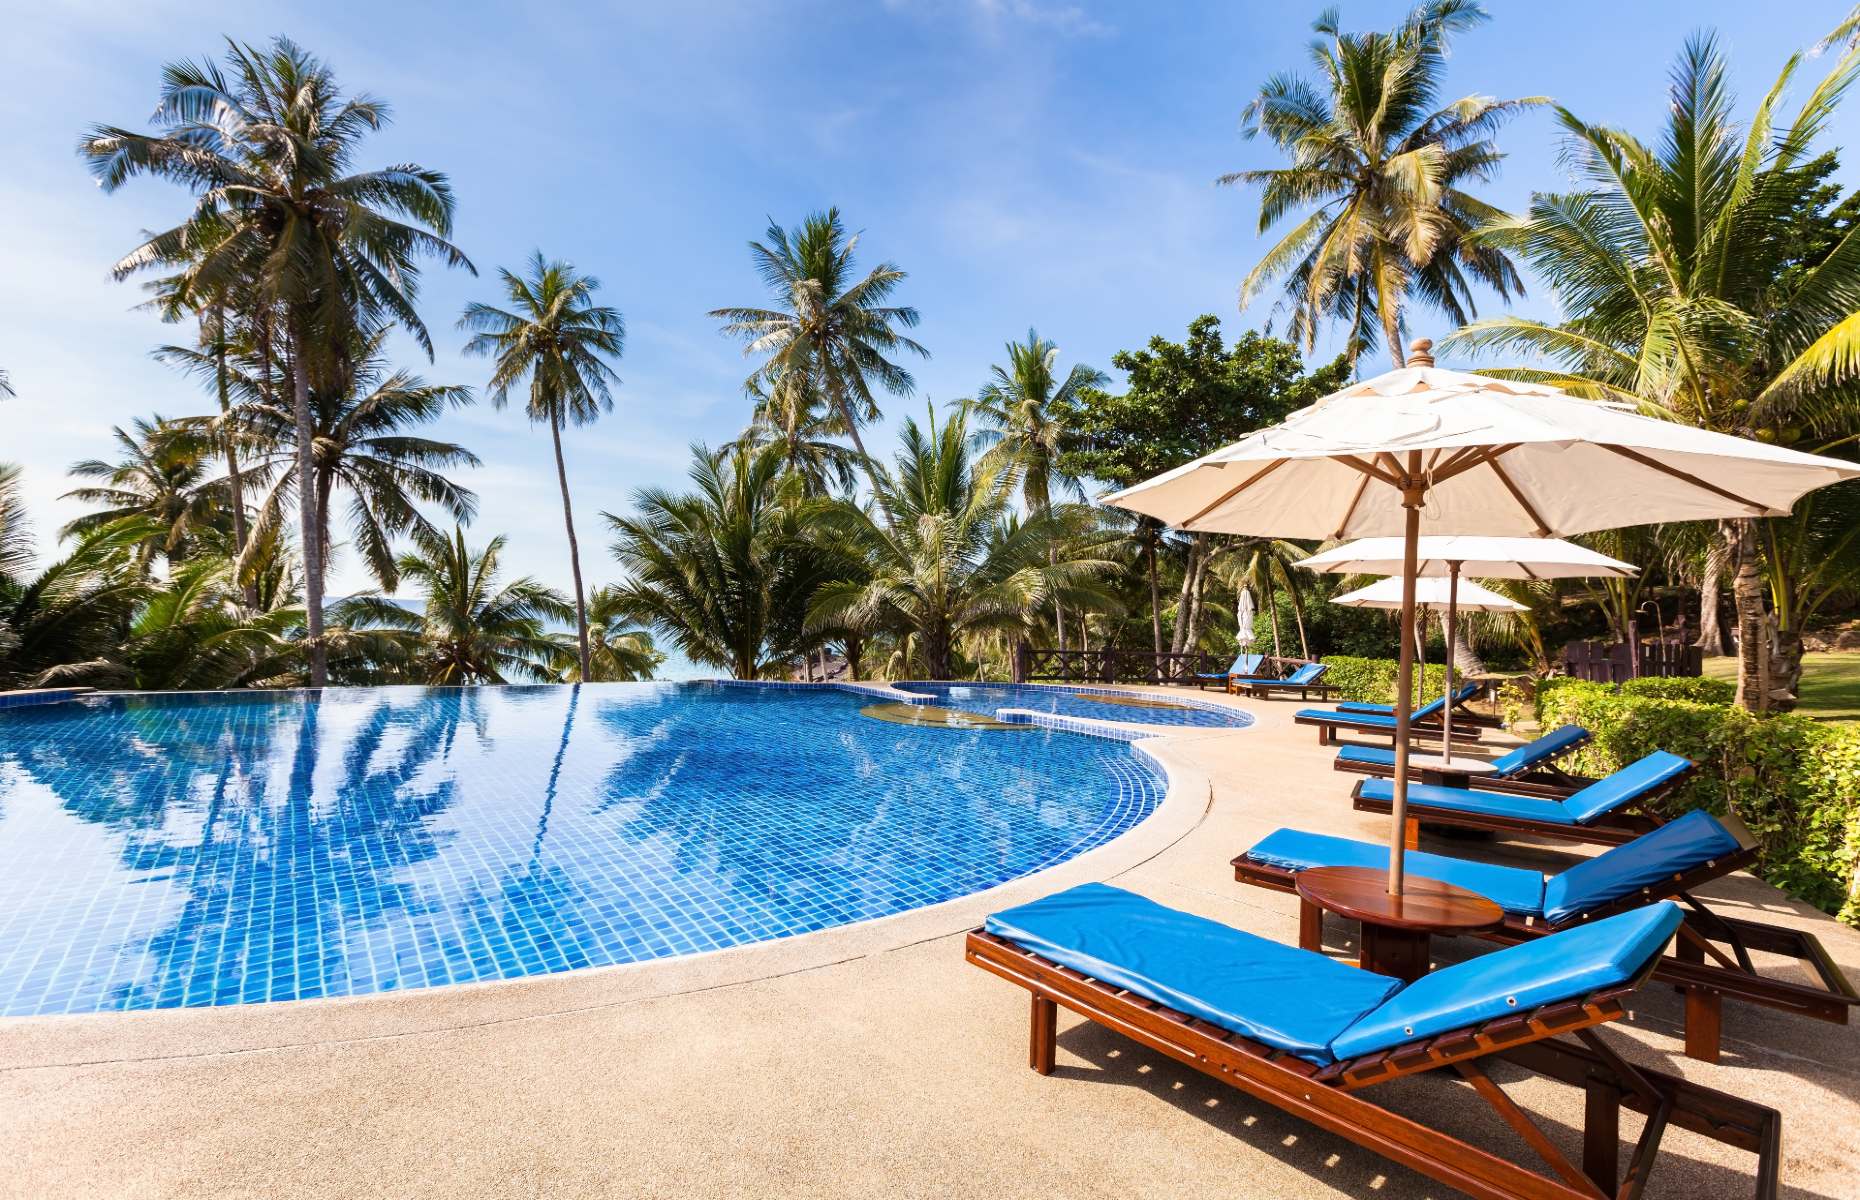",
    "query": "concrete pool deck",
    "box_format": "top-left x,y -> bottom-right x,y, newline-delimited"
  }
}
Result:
0,685 -> 1855,1198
